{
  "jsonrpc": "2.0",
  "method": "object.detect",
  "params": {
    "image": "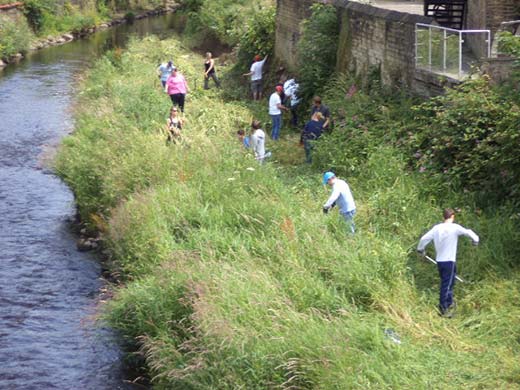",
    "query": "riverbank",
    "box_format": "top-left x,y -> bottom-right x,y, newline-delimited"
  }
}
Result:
55,33 -> 520,388
0,0 -> 178,67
